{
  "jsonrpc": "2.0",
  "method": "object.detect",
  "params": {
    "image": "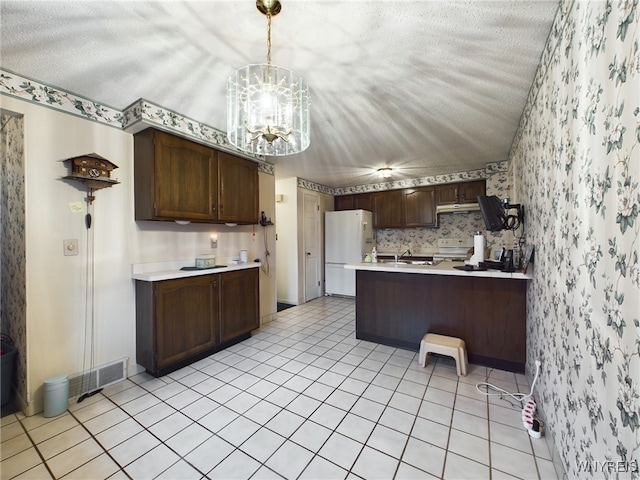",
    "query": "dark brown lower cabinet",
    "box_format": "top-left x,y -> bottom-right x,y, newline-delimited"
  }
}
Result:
355,270 -> 526,372
220,269 -> 260,343
136,268 -> 259,376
